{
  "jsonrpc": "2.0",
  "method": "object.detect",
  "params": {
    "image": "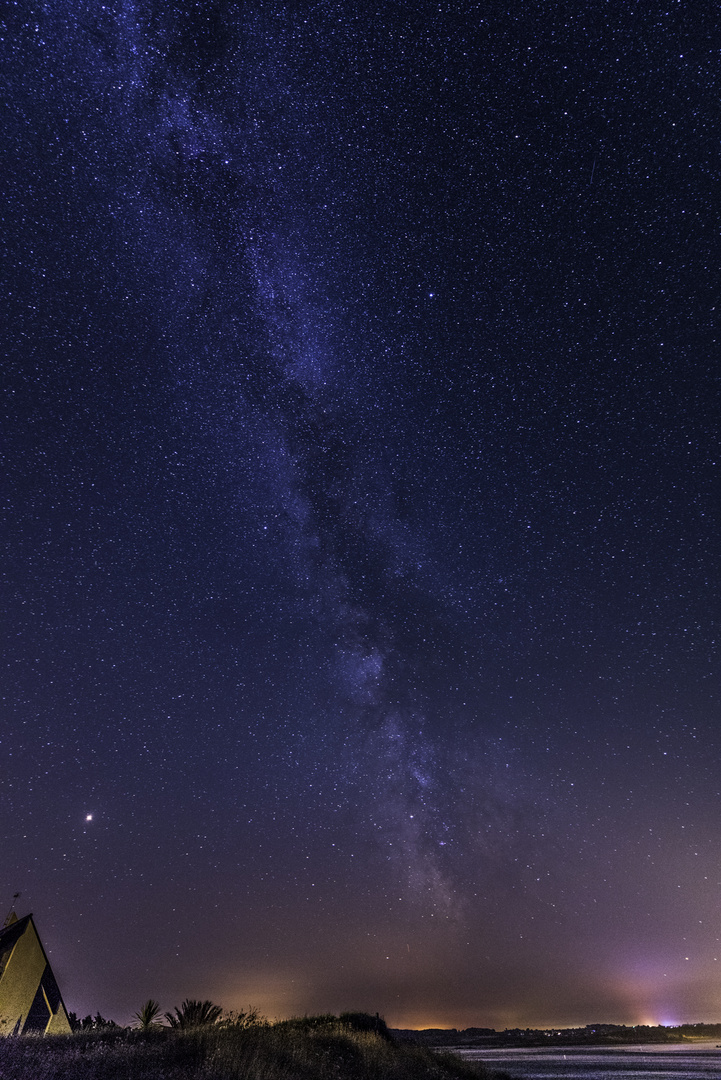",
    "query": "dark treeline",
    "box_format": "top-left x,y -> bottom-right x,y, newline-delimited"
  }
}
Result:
393,1023 -> 721,1048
